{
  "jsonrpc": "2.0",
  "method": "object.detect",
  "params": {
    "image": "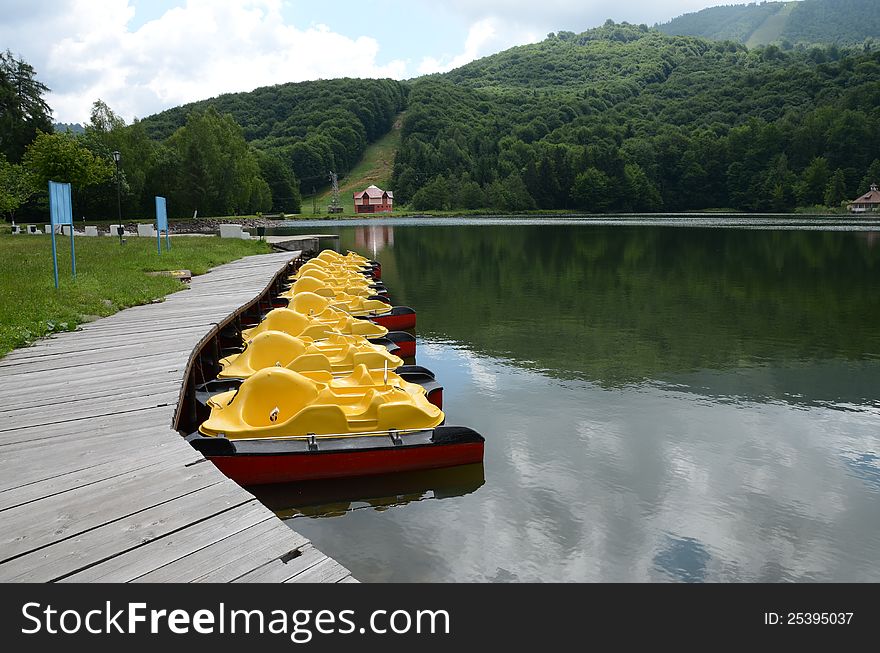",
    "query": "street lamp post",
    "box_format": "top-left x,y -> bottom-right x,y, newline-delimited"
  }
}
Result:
112,151 -> 122,241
